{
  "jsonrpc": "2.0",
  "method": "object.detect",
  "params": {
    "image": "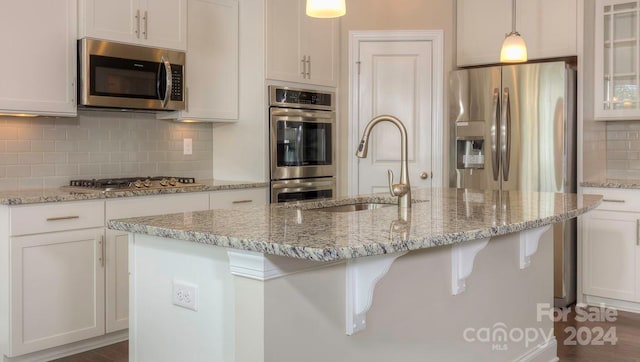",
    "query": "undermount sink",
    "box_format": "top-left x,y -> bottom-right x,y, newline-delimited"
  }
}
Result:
313,203 -> 395,213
